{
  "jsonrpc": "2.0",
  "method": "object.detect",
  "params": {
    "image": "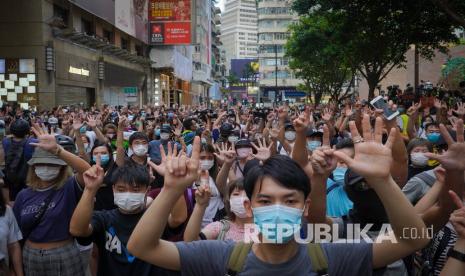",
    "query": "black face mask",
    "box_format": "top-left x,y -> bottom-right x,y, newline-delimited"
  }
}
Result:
345,185 -> 388,229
